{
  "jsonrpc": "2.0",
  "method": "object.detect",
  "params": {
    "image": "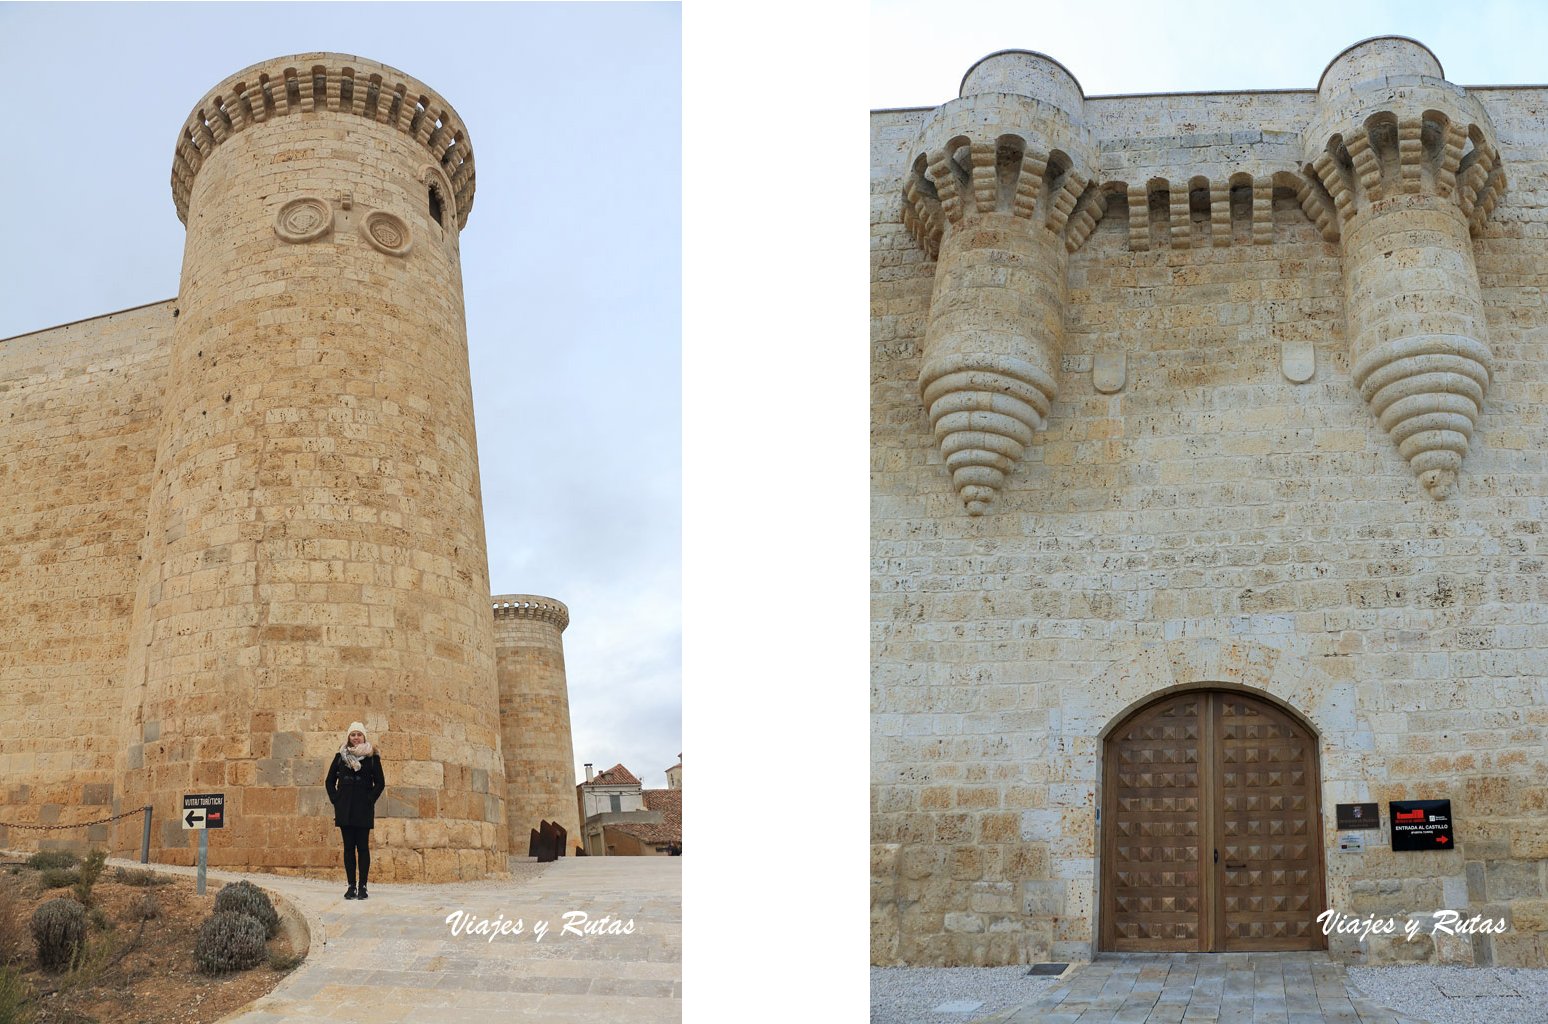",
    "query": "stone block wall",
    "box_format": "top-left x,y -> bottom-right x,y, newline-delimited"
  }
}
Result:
0,302 -> 174,850
872,46 -> 1548,966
